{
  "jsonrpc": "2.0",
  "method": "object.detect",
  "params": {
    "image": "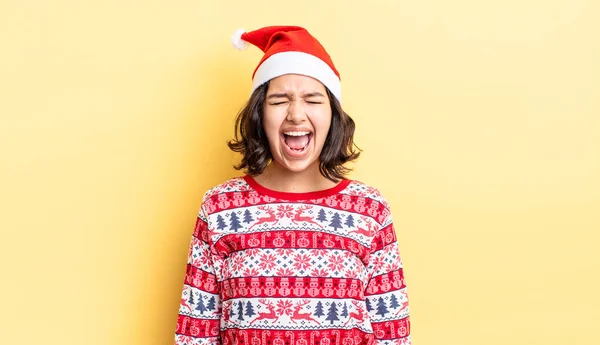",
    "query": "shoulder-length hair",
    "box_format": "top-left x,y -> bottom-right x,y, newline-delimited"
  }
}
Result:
227,81 -> 360,182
